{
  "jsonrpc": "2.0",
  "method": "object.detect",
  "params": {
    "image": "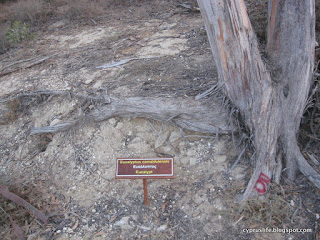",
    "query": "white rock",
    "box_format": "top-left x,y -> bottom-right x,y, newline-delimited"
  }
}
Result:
163,146 -> 172,152
108,118 -> 116,125
169,131 -> 181,143
180,157 -> 189,165
85,78 -> 94,85
290,200 -> 295,207
189,157 -> 197,166
157,225 -> 167,232
93,80 -> 103,89
48,20 -> 66,30
187,149 -> 196,157
114,216 -> 134,230
50,118 -> 61,126
154,131 -> 170,148
116,122 -> 124,129
214,155 -> 227,163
